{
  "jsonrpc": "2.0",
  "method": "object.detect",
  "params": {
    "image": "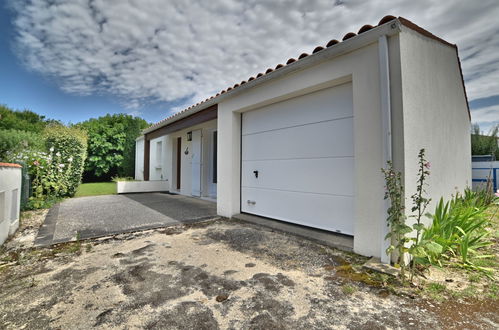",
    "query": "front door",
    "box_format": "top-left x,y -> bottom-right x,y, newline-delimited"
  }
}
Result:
191,130 -> 202,196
